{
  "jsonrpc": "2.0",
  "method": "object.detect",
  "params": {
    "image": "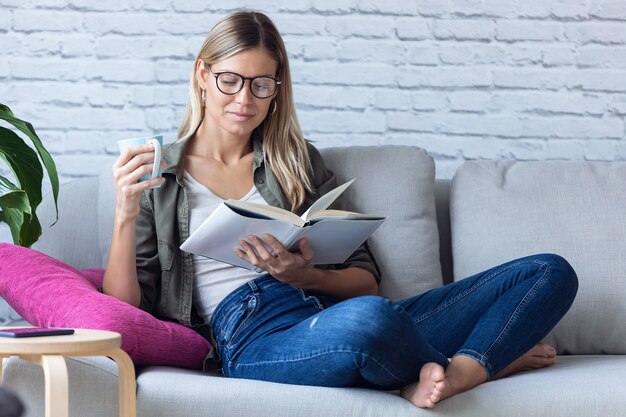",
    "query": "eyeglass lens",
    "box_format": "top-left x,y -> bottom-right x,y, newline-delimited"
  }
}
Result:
215,72 -> 278,99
